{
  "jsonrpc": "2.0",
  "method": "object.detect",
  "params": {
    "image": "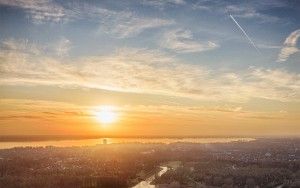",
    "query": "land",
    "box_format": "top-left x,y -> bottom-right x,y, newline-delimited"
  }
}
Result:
0,138 -> 299,188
